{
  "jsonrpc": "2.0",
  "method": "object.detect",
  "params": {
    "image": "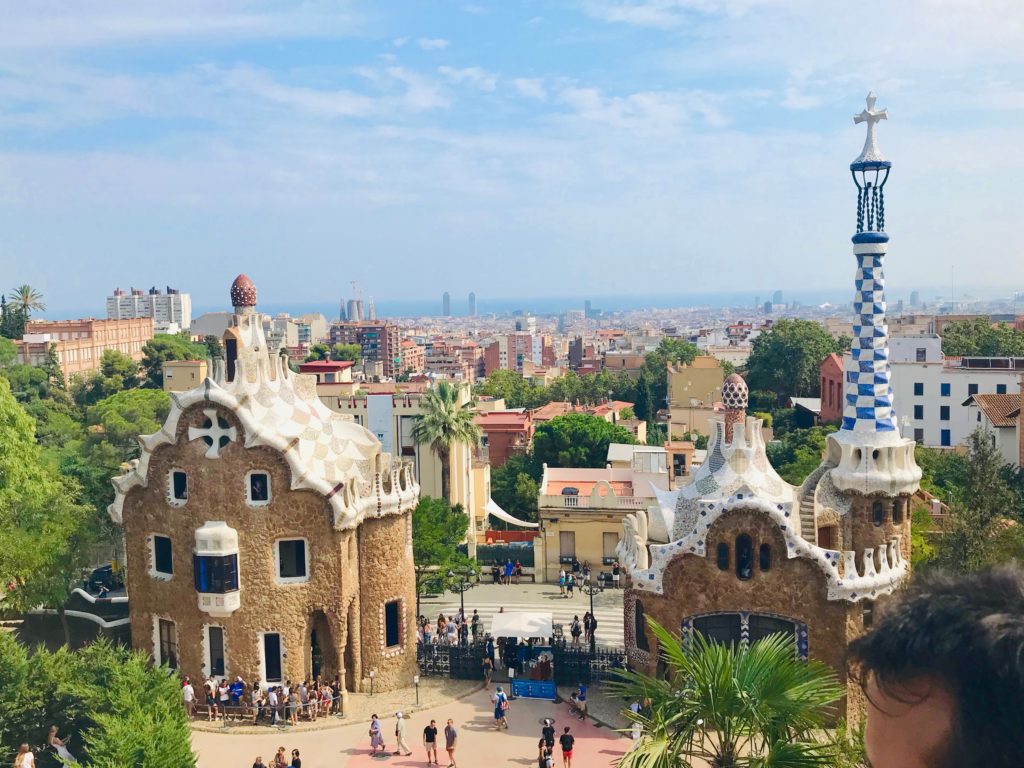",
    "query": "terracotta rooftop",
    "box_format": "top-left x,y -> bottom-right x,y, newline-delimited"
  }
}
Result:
970,393 -> 1023,428
298,360 -> 354,371
474,411 -> 531,428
